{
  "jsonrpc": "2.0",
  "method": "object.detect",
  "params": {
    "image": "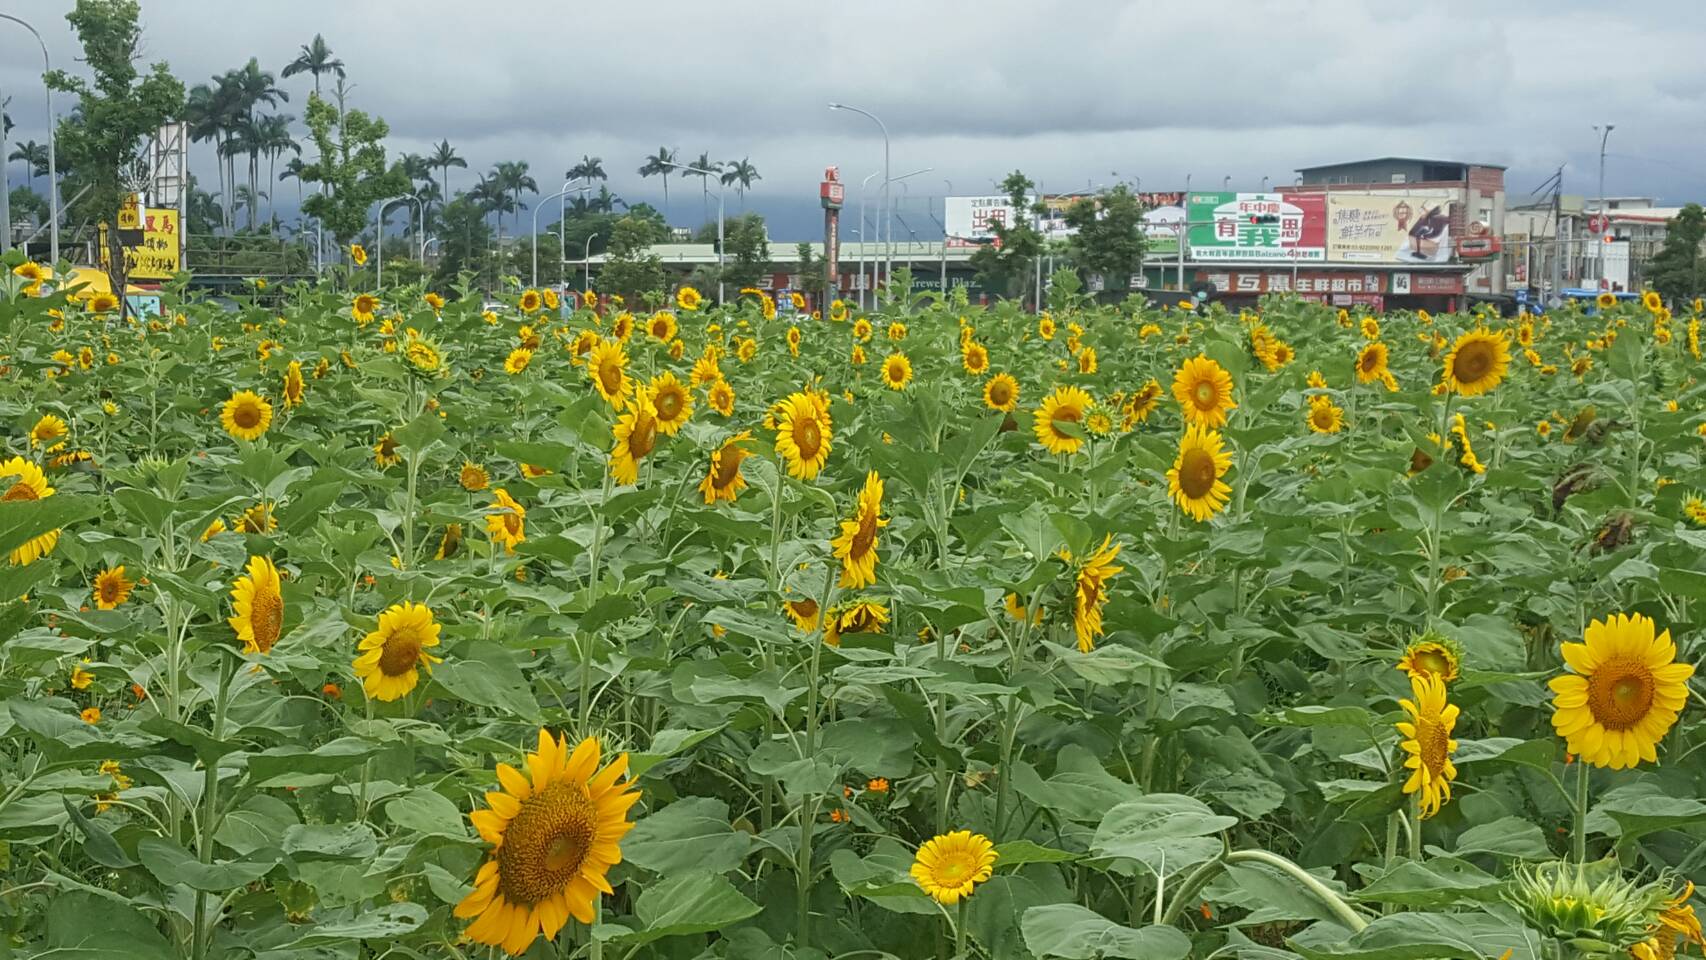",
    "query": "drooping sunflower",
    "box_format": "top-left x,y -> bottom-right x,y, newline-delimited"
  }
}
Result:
1171,354 -> 1237,428
542,288 -> 560,311
737,338 -> 758,363
850,344 -> 866,366
487,488 -> 527,553
676,286 -> 703,311
698,432 -> 752,504
234,501 -> 277,534
280,361 -> 306,408
1067,535 -> 1123,653
962,341 -> 990,376
455,731 -> 640,955
786,326 -> 802,357
1033,386 -> 1092,456
221,390 -> 274,442
519,289 -> 543,313
587,339 -> 630,409
1166,424 -> 1233,522
1305,395 -> 1344,434
783,597 -> 820,632
983,373 -> 1019,413
609,385 -> 659,485
520,463 -> 552,479
228,555 -> 283,655
1442,329 -> 1511,397
910,831 -> 997,905
707,379 -> 736,417
352,601 -> 443,702
435,522 -> 463,560
1549,612 -> 1694,769
831,471 -> 888,589
92,565 -> 136,610
1397,635 -> 1462,683
881,352 -> 912,390
1124,380 -> 1162,425
648,372 -> 693,436
424,291 -> 446,313
1077,346 -> 1098,374
374,433 -> 402,468
824,599 -> 888,647
461,462 -> 491,492
690,348 -> 722,387
352,293 -> 379,324
1356,341 -> 1391,384
647,311 -> 677,342
774,390 -> 833,480
1397,672 -> 1459,820
405,338 -> 443,373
